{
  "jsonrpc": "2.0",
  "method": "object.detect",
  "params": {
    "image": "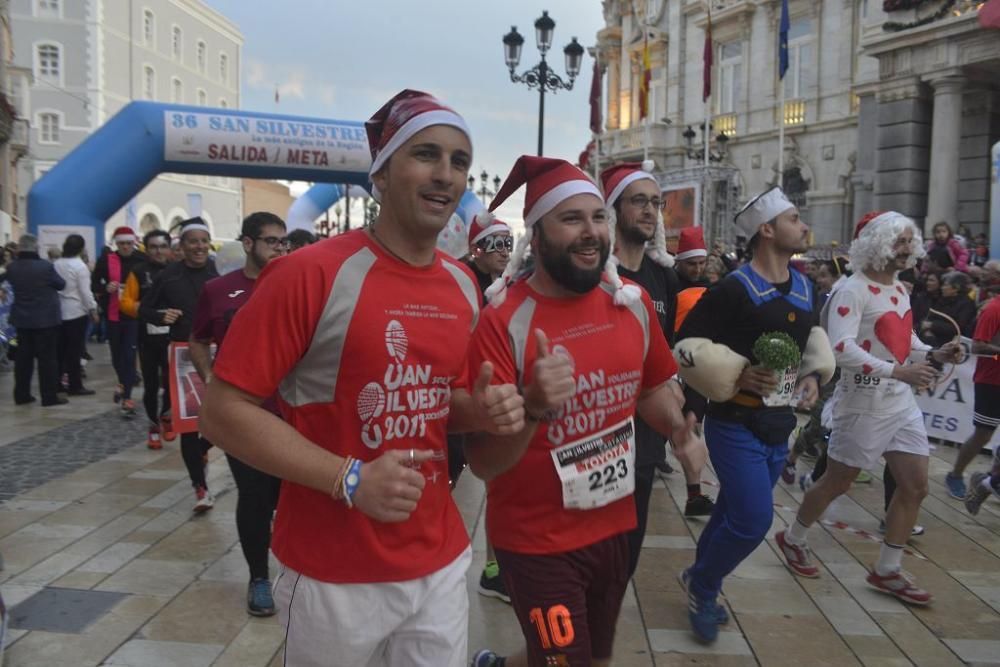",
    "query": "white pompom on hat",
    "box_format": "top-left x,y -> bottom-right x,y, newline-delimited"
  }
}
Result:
599,162 -> 674,268
484,155 -> 639,306
365,89 -> 472,202
734,186 -> 795,238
